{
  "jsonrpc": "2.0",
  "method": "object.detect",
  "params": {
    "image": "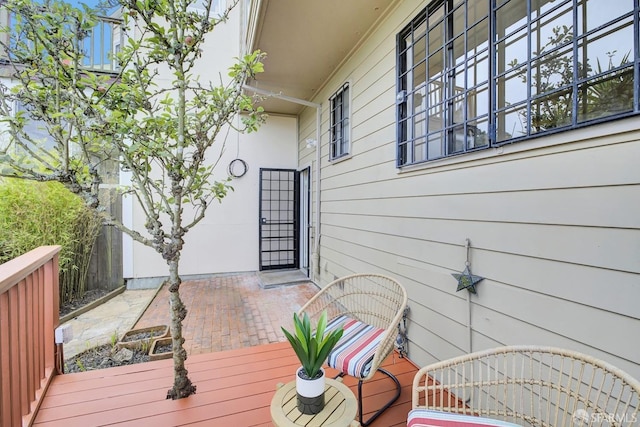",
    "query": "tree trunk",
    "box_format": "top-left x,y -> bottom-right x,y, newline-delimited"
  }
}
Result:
165,258 -> 196,399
